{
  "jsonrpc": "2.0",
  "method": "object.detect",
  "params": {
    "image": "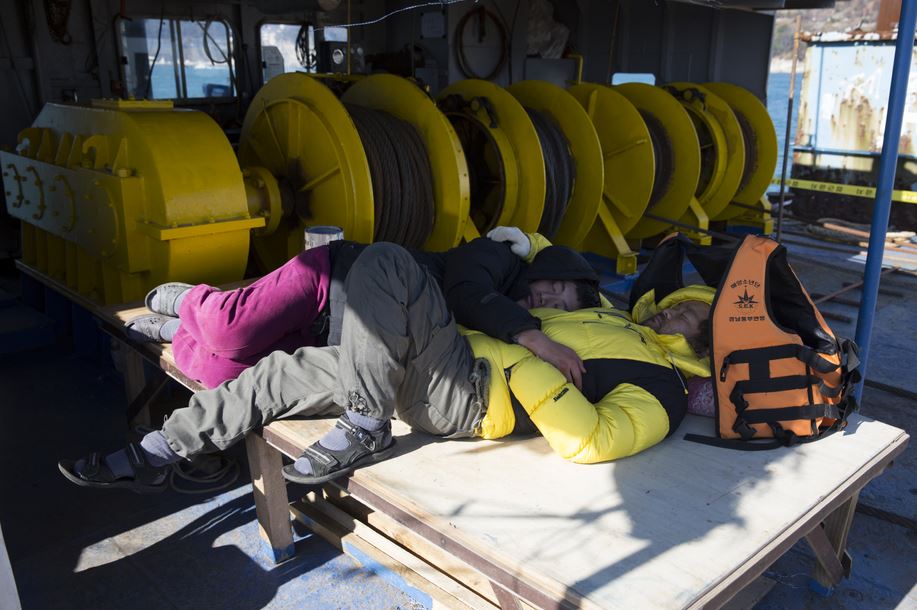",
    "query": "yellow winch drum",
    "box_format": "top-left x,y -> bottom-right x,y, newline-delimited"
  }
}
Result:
1,99 -> 263,304
239,73 -> 469,272
663,83 -> 746,221
702,82 -> 778,222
